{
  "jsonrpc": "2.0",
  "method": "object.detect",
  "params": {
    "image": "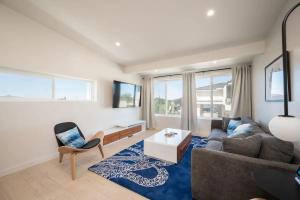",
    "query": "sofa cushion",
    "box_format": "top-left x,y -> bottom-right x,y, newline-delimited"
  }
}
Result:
241,117 -> 267,134
241,116 -> 256,125
259,137 -> 294,163
227,120 -> 242,135
230,133 -> 254,139
208,129 -> 227,141
252,126 -> 267,135
206,140 -> 223,151
223,135 -> 262,157
230,129 -> 272,139
222,117 -> 241,131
